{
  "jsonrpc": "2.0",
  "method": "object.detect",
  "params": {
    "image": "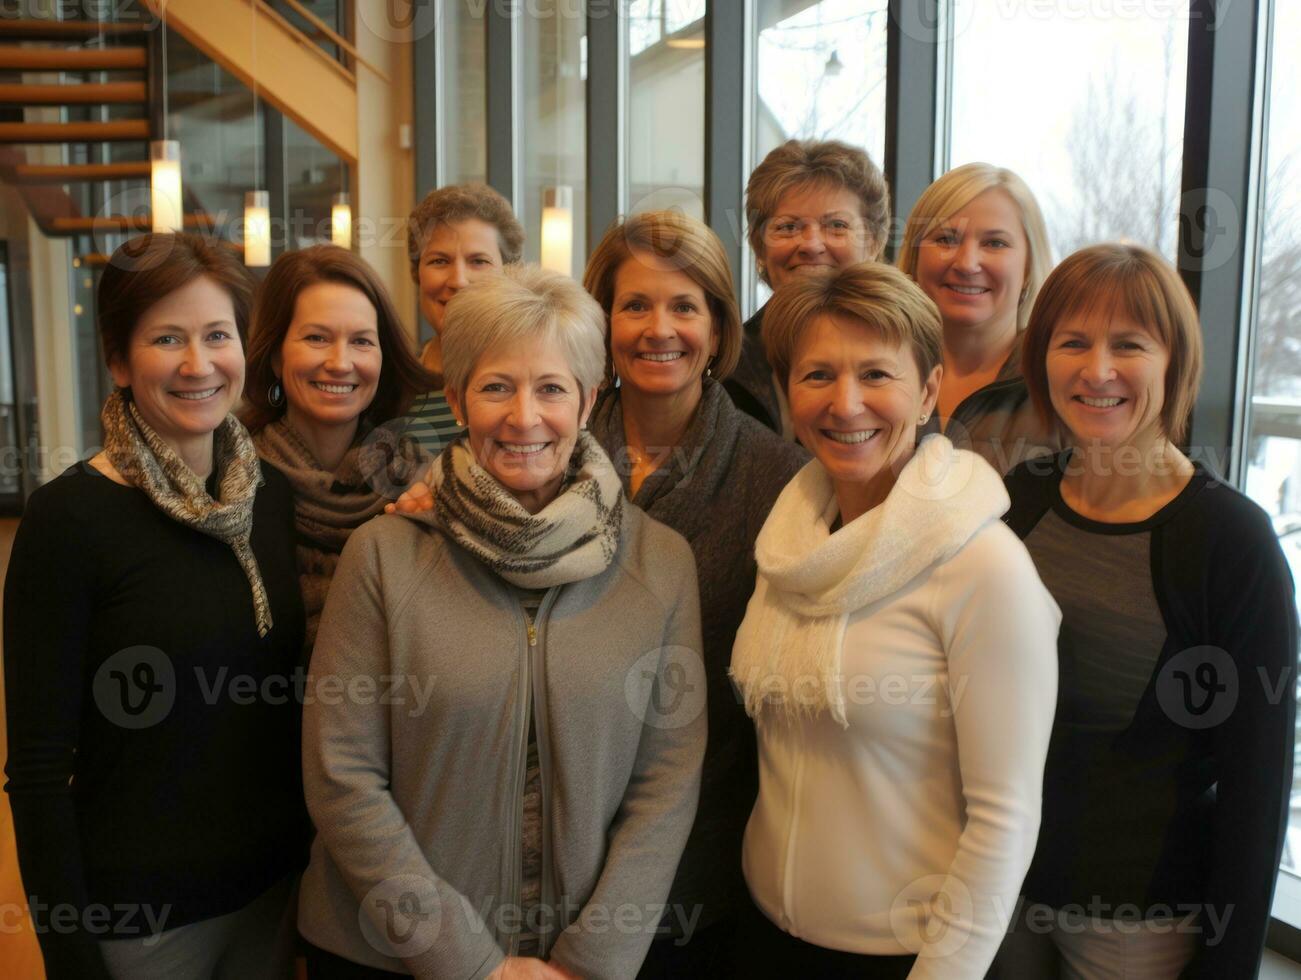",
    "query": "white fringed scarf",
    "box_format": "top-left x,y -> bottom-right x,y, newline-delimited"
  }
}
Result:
730,435 -> 1008,727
